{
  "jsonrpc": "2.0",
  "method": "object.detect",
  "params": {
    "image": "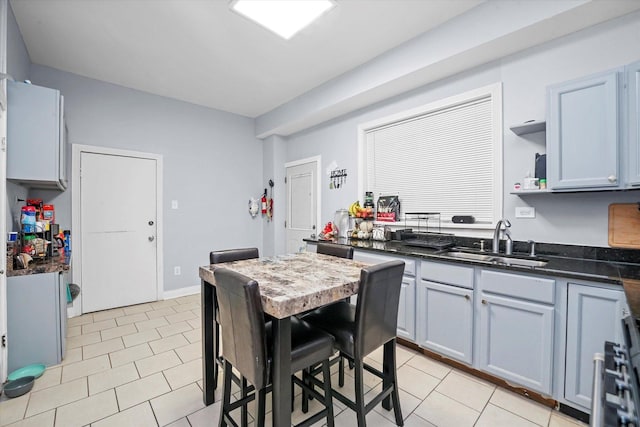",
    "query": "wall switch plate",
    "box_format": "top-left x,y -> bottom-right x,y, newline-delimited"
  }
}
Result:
174,266 -> 181,276
171,200 -> 179,209
515,206 -> 535,218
